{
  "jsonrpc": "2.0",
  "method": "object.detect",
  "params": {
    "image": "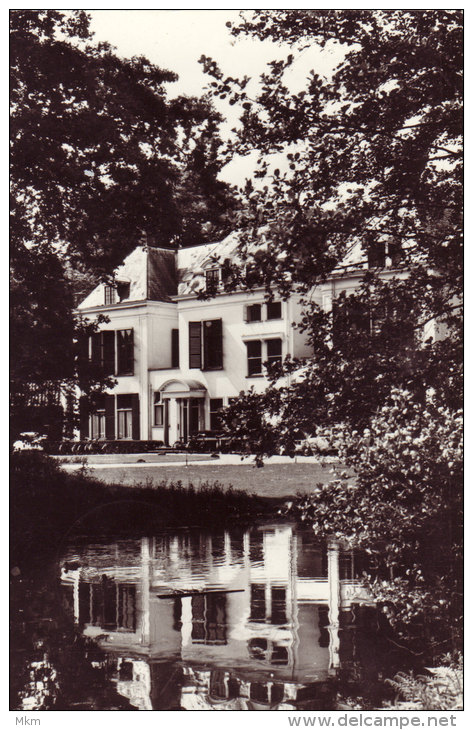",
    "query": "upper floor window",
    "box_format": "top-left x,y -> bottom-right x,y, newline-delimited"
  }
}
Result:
267,301 -> 282,320
104,285 -> 116,305
244,301 -> 282,322
189,319 -> 223,370
90,329 -> 134,376
245,338 -> 283,376
246,340 -> 262,376
266,338 -> 282,366
90,330 -> 115,375
117,329 -> 134,375
245,303 -> 262,322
